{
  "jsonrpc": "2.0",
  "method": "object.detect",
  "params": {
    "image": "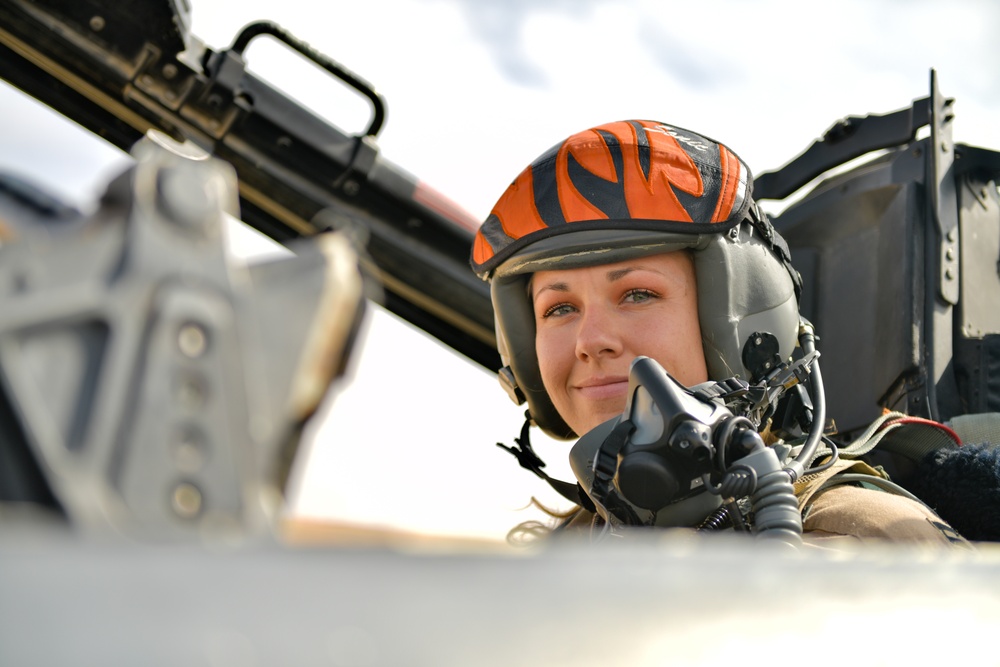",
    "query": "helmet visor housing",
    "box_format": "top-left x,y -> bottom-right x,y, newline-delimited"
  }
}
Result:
472,120 -> 751,276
